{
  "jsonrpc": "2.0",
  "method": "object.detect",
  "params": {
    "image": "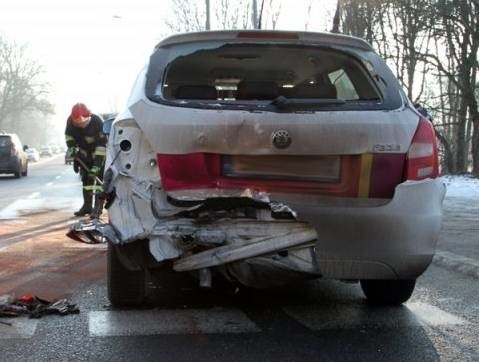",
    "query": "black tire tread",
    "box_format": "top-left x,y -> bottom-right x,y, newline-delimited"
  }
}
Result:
360,279 -> 416,305
107,243 -> 146,307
